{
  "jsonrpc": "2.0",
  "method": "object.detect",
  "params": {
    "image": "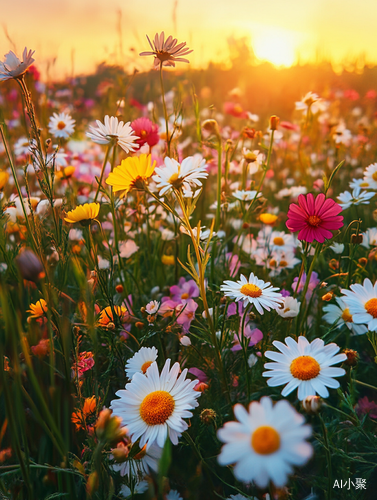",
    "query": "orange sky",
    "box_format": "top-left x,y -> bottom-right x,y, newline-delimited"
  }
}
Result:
1,0 -> 377,78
